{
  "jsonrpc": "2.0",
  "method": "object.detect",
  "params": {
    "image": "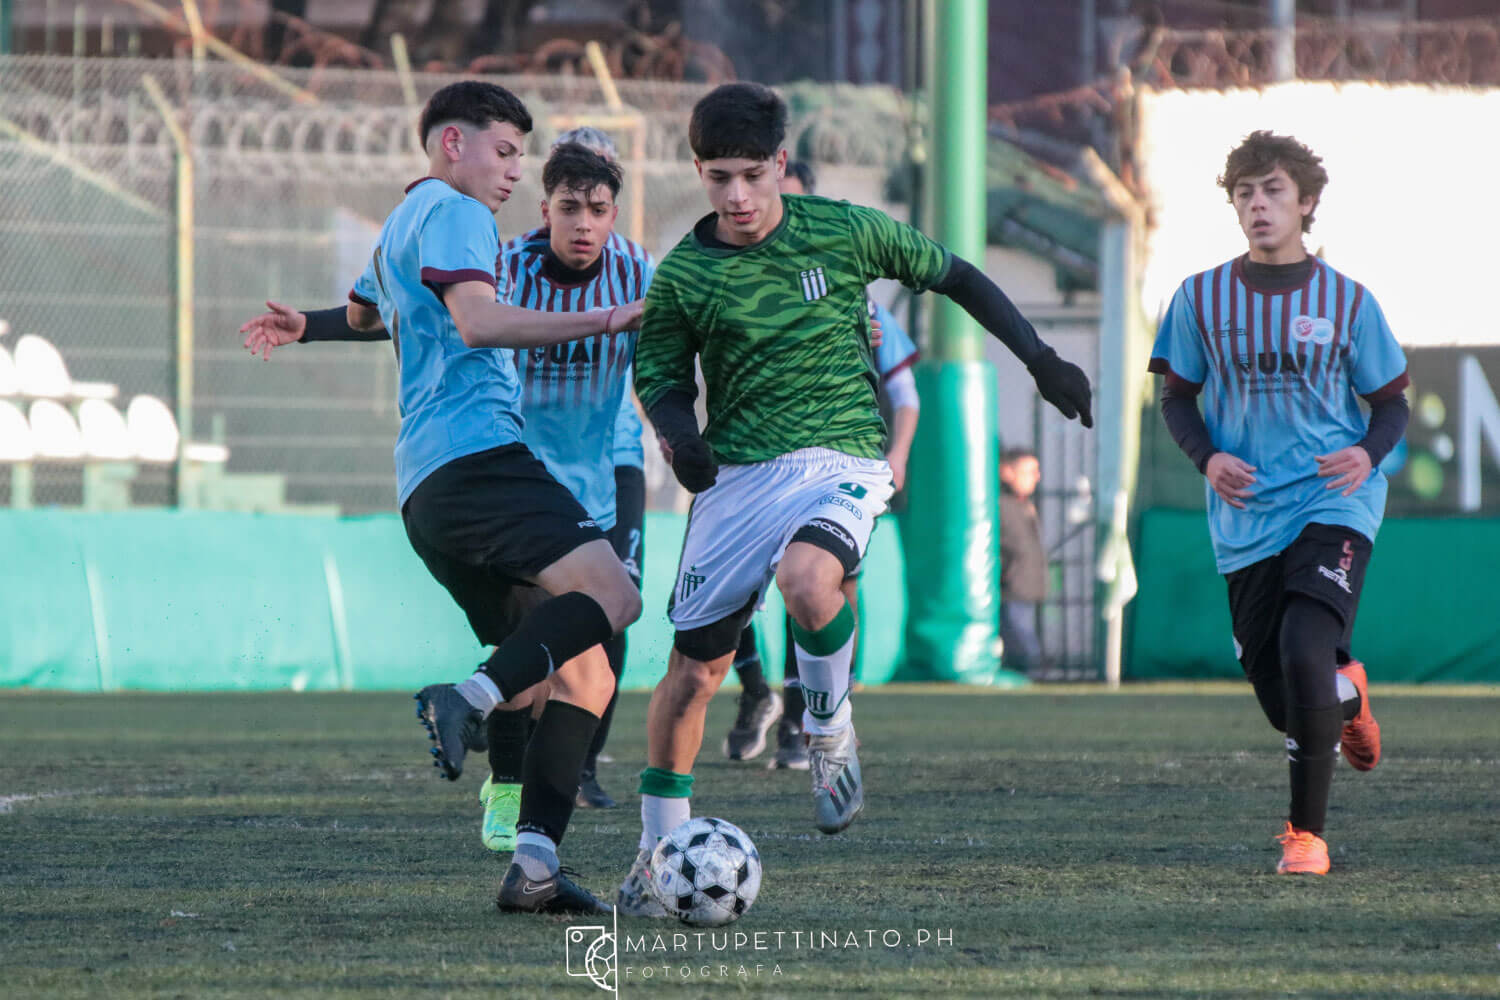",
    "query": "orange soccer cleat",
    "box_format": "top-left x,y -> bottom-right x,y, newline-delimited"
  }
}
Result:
1276,822 -> 1330,875
1337,660 -> 1381,772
